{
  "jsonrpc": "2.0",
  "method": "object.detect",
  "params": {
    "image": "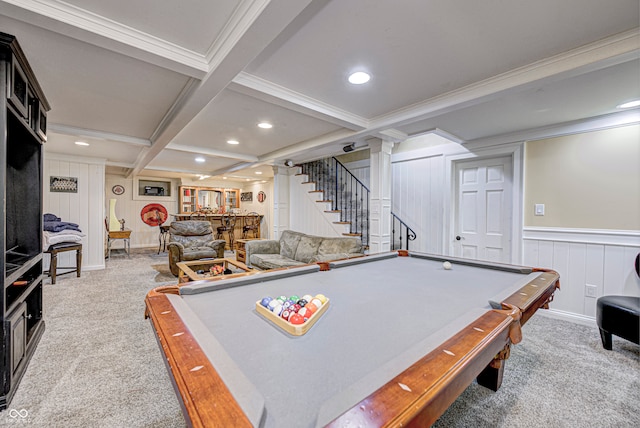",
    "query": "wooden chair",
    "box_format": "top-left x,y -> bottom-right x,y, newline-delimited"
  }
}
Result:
242,212 -> 260,239
216,213 -> 237,250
